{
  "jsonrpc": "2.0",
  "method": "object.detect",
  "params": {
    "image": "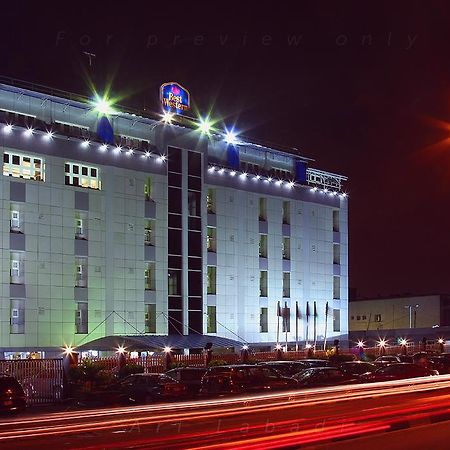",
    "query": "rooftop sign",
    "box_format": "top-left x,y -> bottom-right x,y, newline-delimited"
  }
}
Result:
160,82 -> 190,114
